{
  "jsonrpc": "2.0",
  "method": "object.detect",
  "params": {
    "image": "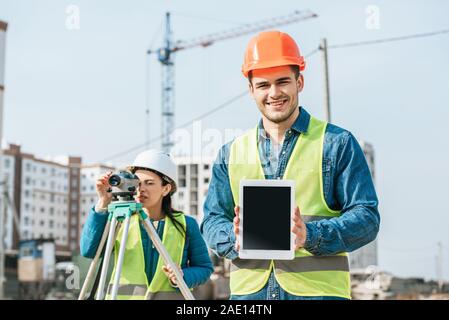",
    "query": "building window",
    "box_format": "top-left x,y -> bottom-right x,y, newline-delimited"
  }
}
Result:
26,163 -> 31,172
49,220 -> 54,228
71,203 -> 78,213
49,207 -> 54,215
204,177 -> 210,184
25,177 -> 31,185
179,165 -> 186,176
40,220 -> 45,226
179,179 -> 186,188
24,217 -> 29,226
71,180 -> 78,188
50,194 -> 55,203
204,164 -> 209,170
4,158 -> 10,168
40,207 -> 45,213
24,203 -> 30,211
71,193 -> 78,200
